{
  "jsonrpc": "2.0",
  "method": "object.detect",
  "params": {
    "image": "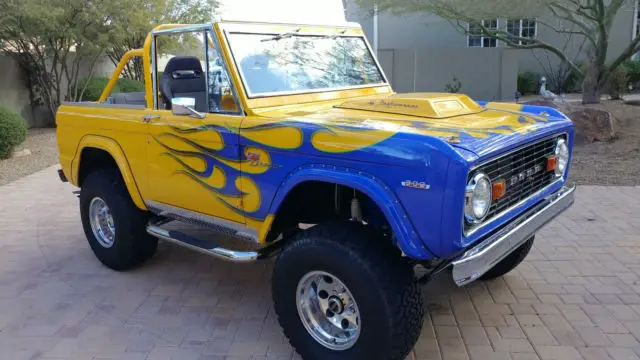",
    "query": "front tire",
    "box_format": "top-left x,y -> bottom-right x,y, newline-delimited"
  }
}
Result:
480,236 -> 534,281
272,222 -> 424,360
80,168 -> 157,271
